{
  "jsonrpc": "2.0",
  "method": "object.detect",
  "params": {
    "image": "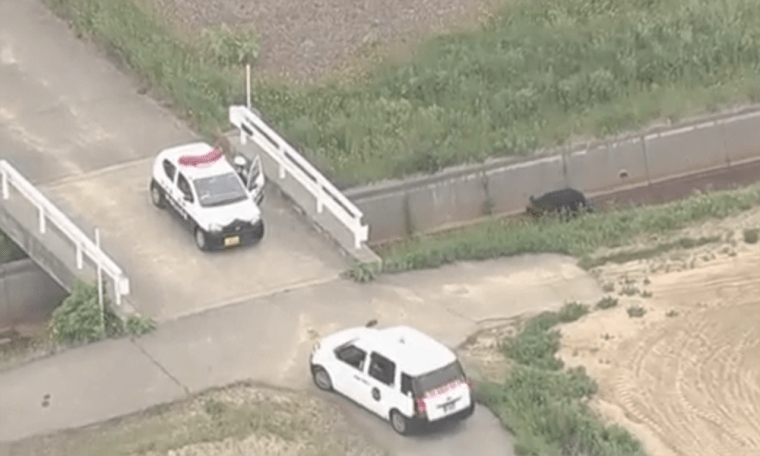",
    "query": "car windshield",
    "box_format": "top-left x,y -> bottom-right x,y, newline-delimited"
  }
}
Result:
412,361 -> 466,396
192,172 -> 248,207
